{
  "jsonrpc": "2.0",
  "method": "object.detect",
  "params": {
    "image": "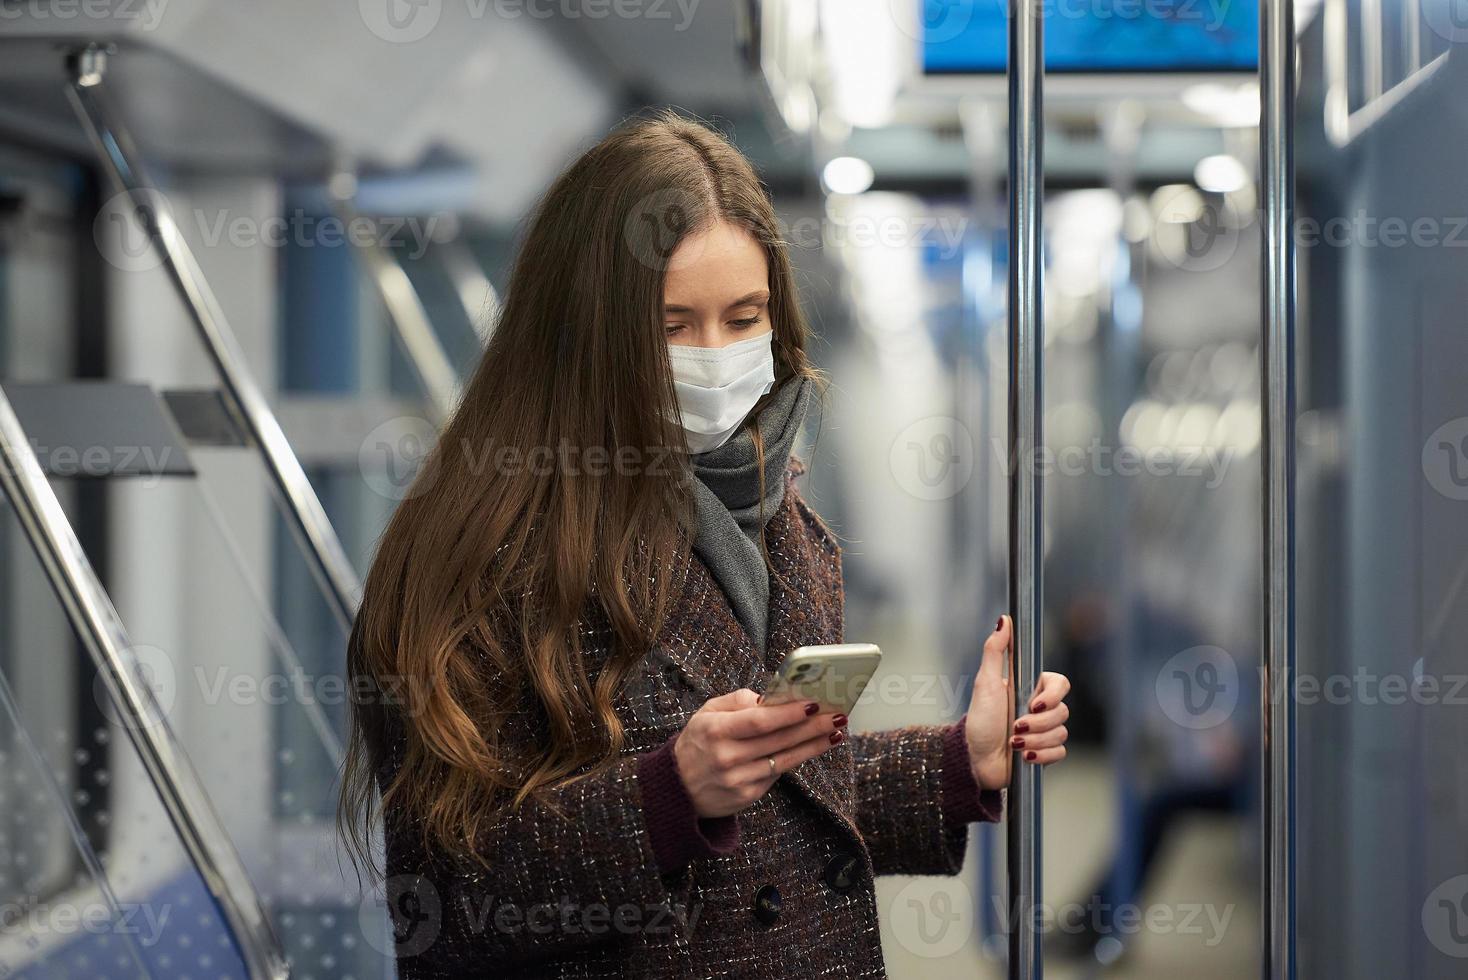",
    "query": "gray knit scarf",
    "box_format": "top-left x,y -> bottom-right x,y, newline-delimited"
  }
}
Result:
686,375 -> 812,654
